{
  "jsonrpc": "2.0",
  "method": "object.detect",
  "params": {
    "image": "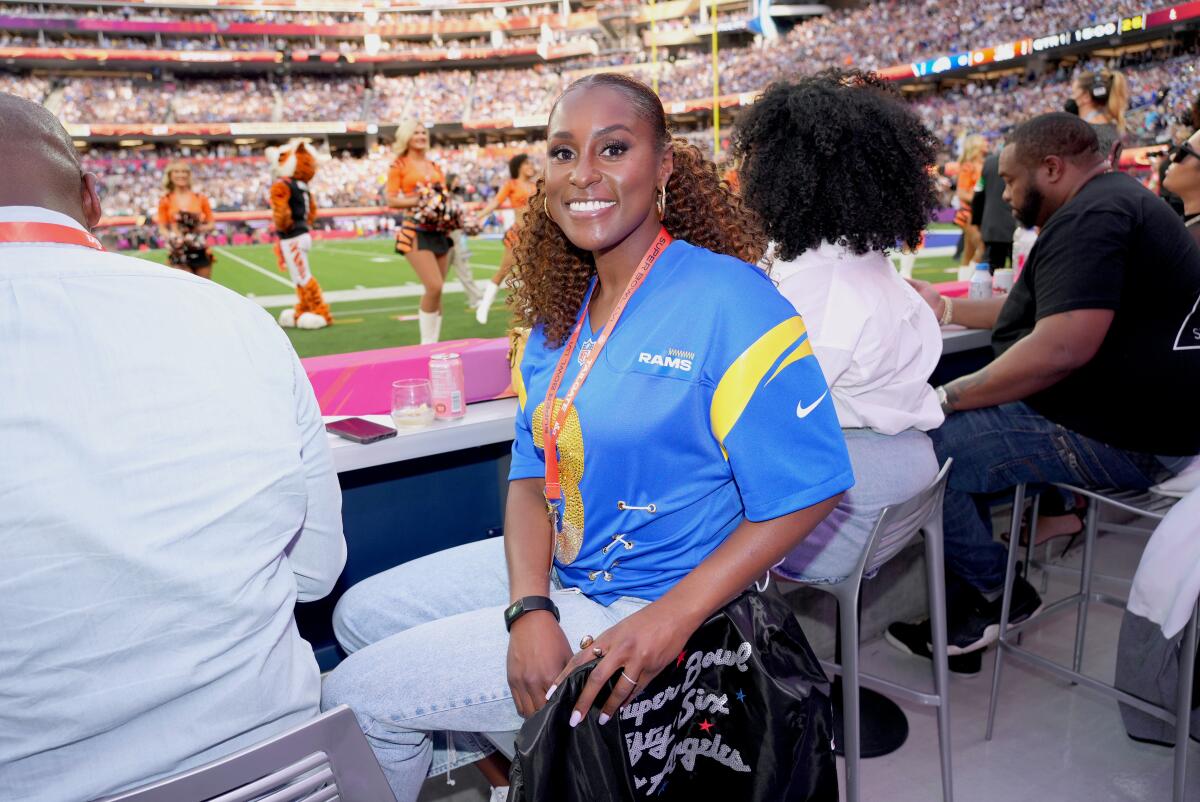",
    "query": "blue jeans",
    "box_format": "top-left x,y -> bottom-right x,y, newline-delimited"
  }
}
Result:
777,428 -> 938,583
320,537 -> 649,802
931,401 -> 1174,593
